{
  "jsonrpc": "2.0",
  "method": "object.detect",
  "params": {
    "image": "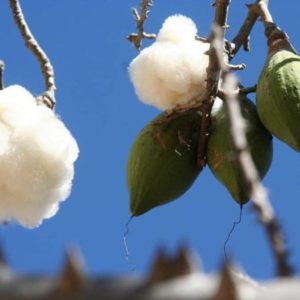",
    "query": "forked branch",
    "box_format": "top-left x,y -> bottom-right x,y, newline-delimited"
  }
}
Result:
230,0 -> 272,58
127,0 -> 156,49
